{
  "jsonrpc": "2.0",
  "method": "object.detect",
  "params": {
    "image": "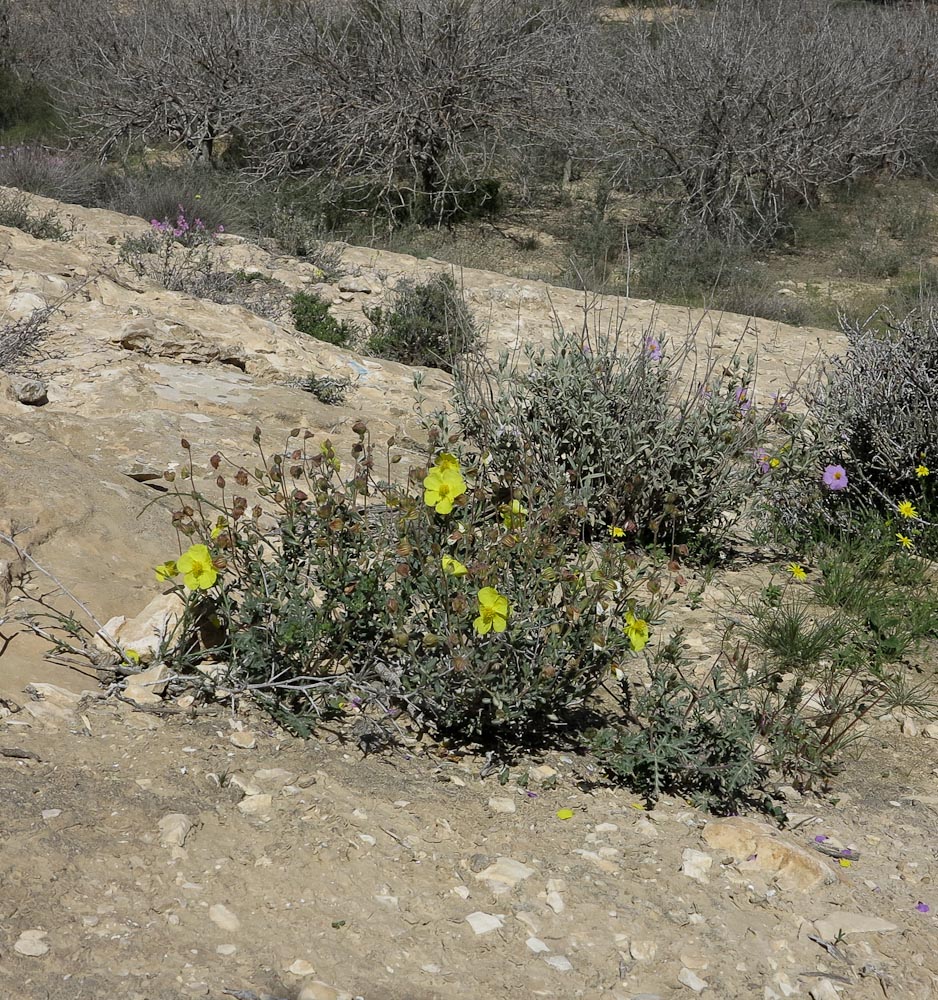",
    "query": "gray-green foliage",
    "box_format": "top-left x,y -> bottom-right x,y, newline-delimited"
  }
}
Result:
0,189 -> 70,240
154,426 -> 649,745
455,321 -> 779,551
